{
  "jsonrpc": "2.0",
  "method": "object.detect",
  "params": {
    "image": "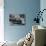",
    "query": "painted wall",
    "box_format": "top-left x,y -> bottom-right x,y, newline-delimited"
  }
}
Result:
40,0 -> 46,26
4,0 -> 40,42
